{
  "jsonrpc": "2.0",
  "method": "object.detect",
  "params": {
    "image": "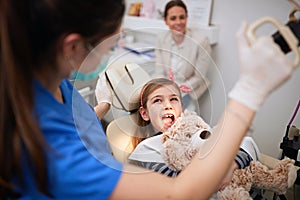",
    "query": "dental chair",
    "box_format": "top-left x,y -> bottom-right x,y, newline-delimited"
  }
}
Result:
104,60 -> 151,163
